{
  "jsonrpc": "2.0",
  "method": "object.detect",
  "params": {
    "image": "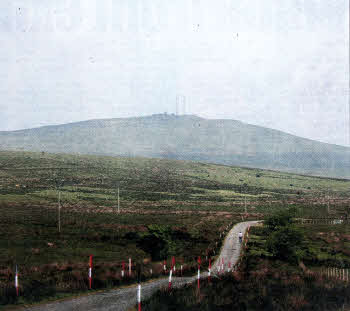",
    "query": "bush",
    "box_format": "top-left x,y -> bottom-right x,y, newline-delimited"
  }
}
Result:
265,208 -> 296,232
267,225 -> 304,263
